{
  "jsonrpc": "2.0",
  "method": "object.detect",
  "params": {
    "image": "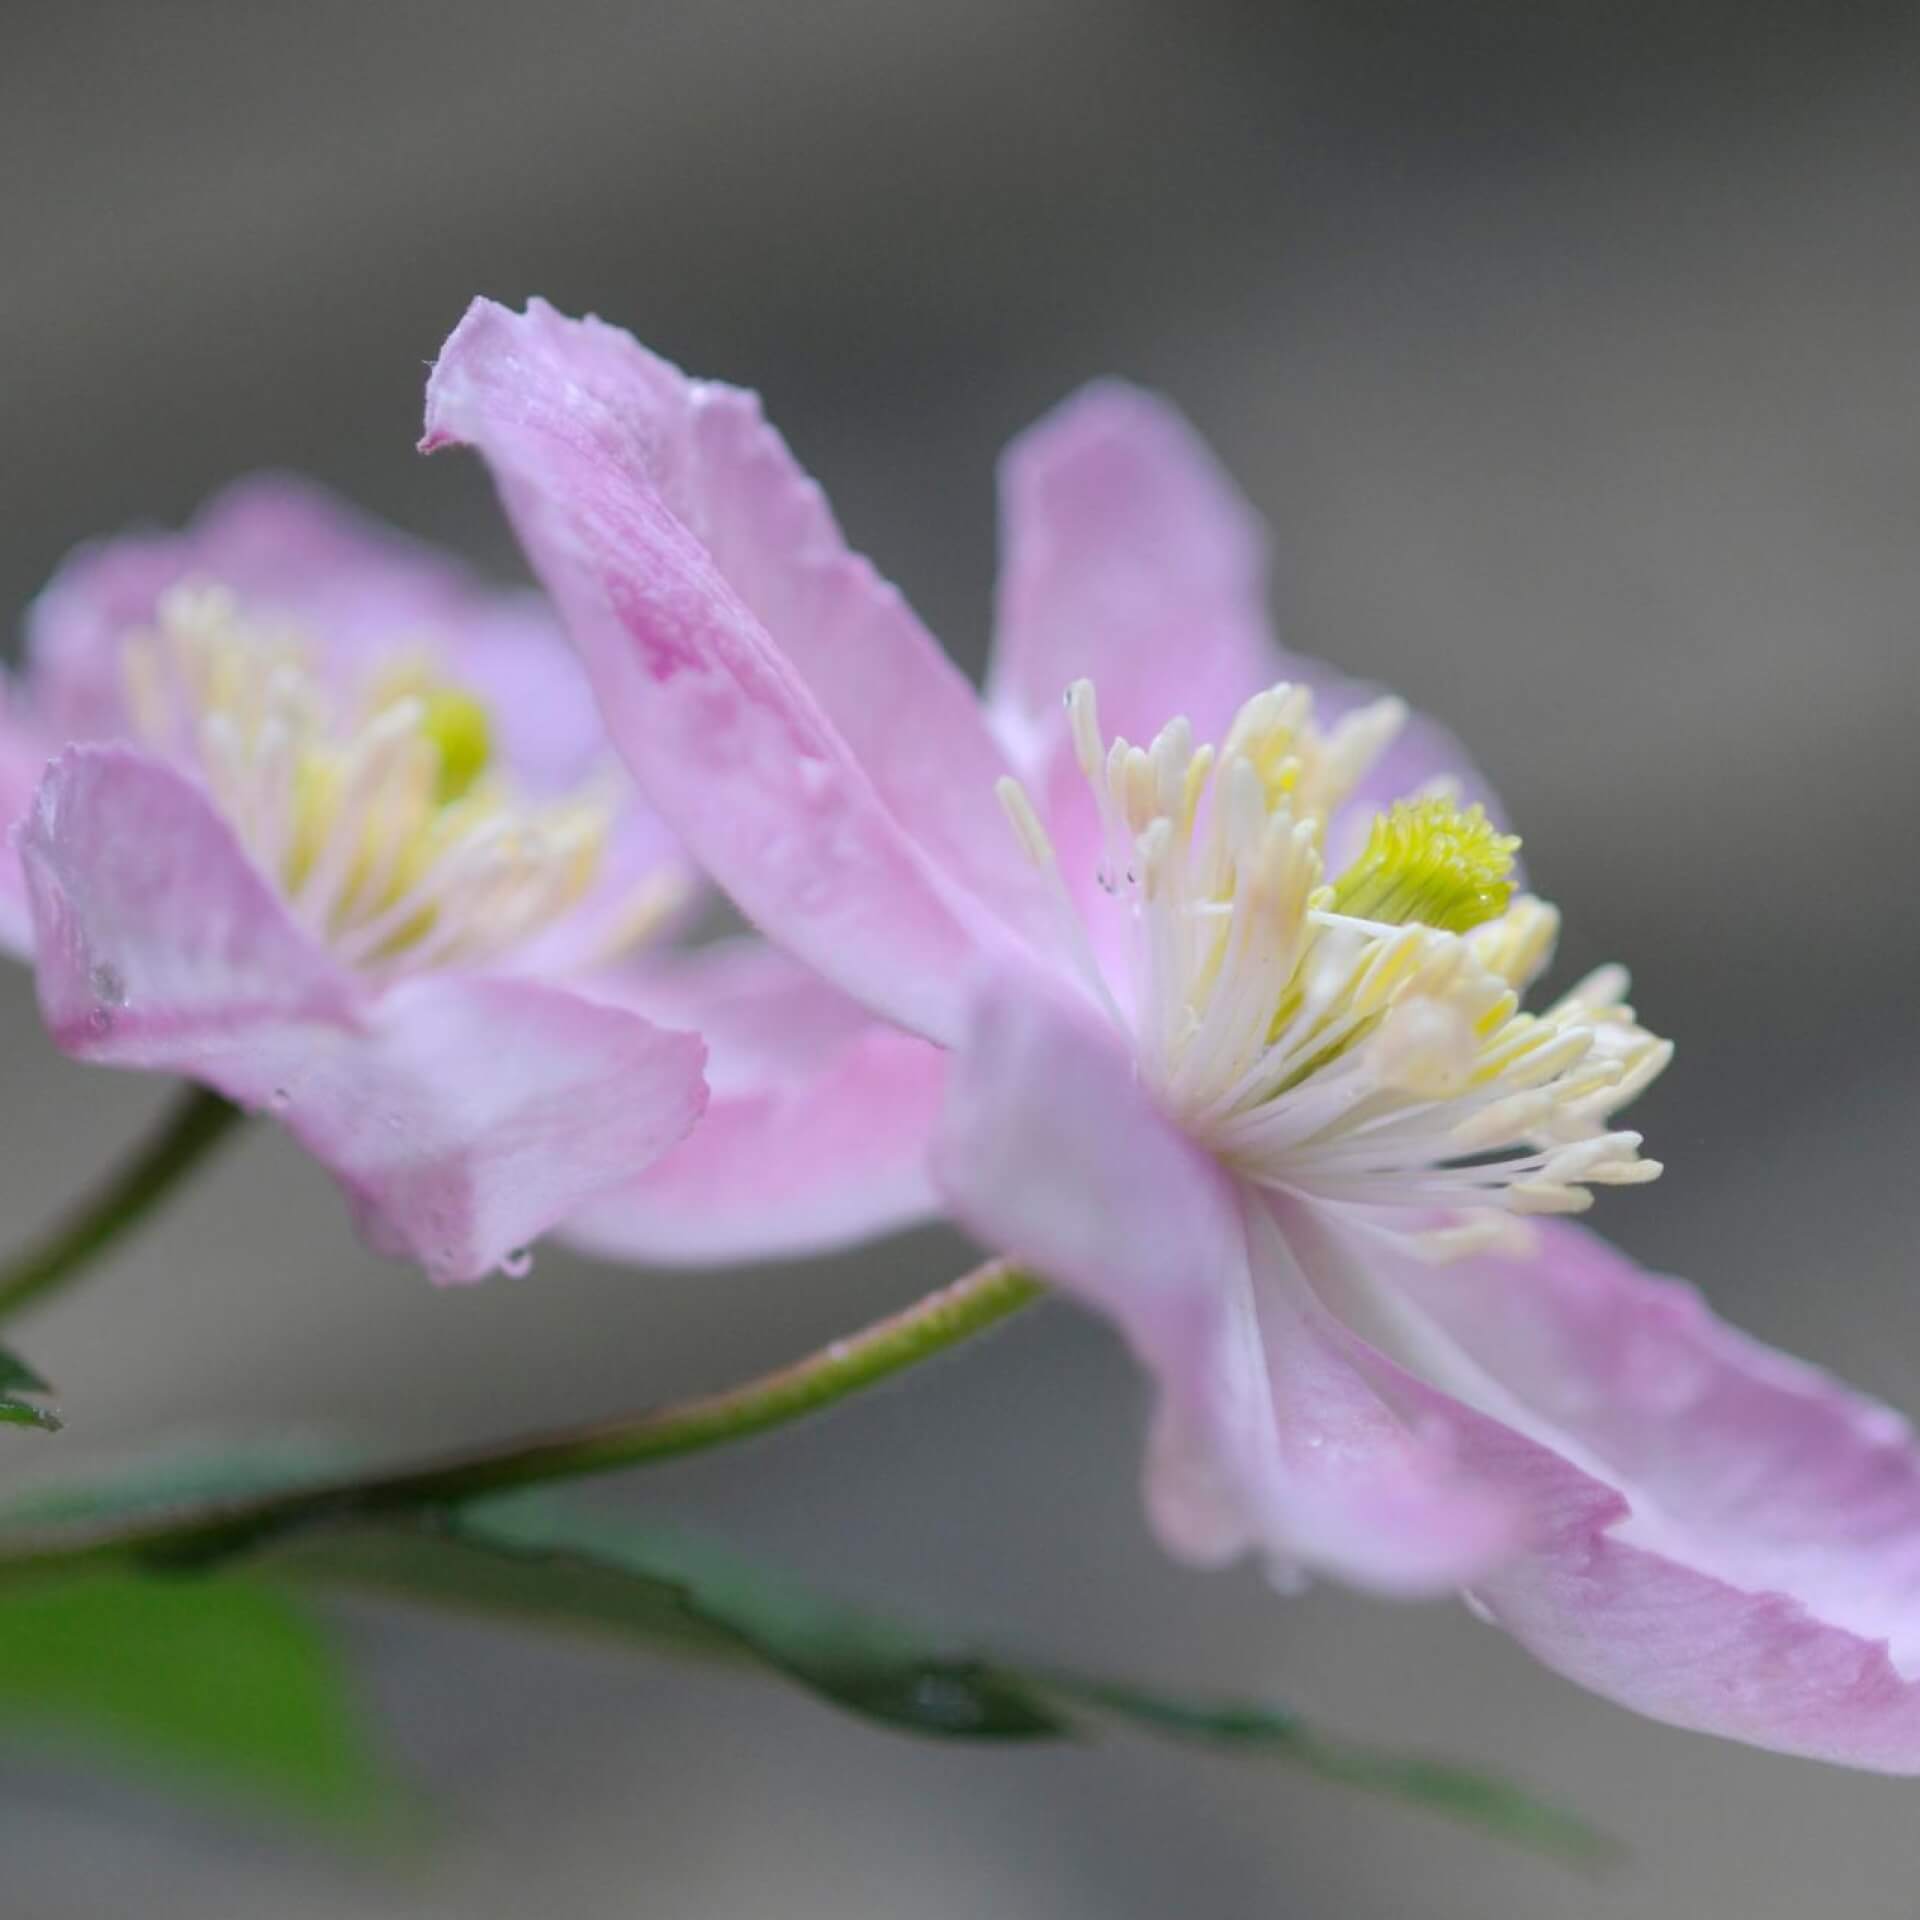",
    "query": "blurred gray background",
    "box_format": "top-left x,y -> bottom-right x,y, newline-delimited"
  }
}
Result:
4,2 -> 1920,1913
